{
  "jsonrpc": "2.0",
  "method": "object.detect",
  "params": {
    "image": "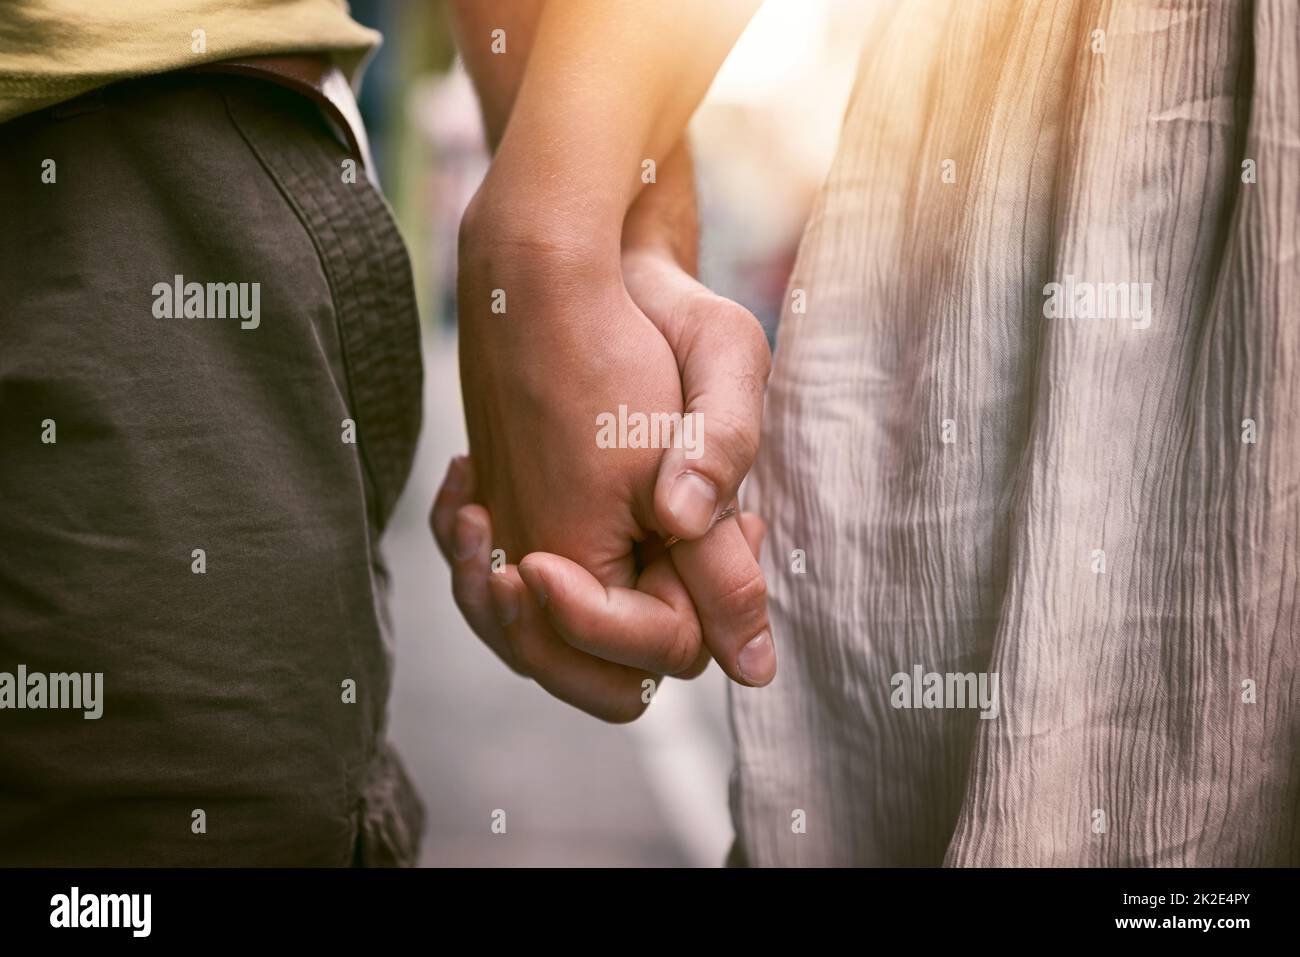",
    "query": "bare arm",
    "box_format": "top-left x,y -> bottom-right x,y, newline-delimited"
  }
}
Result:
464,0 -> 760,253
446,0 -> 545,152
449,0 -> 707,273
